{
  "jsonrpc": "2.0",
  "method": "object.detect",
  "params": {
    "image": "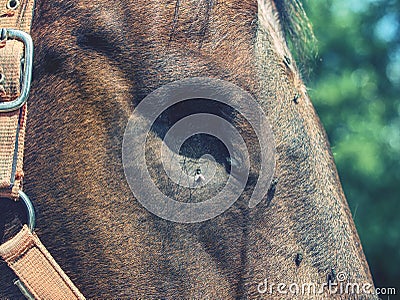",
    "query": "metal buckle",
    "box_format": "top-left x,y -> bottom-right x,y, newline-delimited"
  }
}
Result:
0,29 -> 33,112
